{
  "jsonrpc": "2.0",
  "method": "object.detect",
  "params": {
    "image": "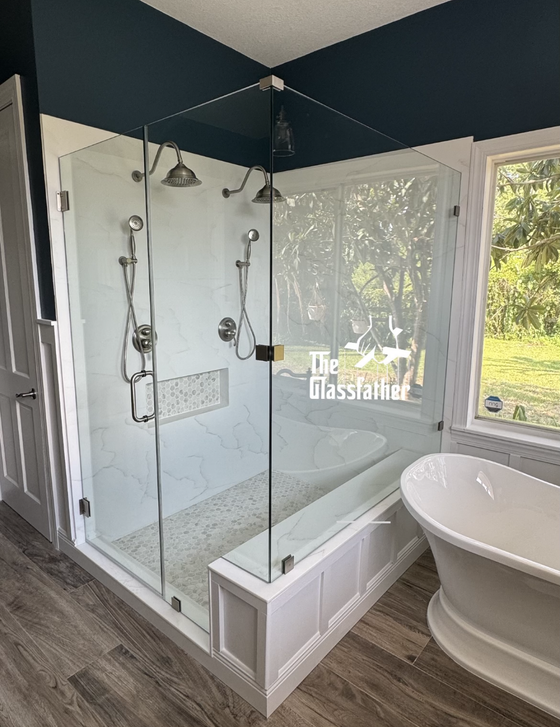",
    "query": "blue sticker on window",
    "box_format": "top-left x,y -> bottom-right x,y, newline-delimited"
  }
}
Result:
484,395 -> 503,413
